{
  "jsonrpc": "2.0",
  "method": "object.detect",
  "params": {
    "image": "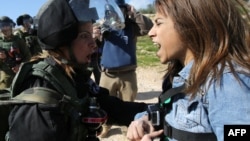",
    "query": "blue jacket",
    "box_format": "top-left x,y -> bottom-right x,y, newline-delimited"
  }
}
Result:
135,61 -> 250,141
166,61 -> 250,141
101,13 -> 153,69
